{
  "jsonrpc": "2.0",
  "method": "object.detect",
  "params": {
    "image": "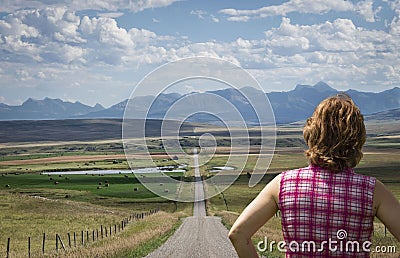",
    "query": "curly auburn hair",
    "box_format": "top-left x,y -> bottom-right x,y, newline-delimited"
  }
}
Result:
303,93 -> 366,172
